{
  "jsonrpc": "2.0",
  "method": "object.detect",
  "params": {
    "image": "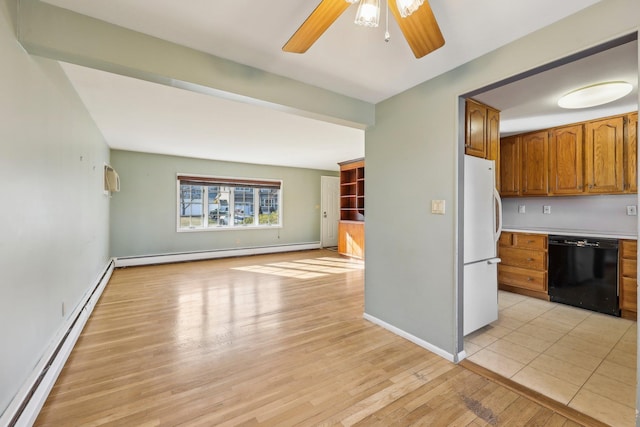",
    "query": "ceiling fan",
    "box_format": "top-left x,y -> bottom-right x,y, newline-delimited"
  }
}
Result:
283,0 -> 445,59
